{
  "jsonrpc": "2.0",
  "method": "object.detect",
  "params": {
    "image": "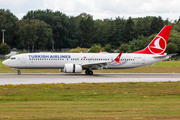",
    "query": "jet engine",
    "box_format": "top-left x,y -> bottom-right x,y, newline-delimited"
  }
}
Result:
63,63 -> 82,73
